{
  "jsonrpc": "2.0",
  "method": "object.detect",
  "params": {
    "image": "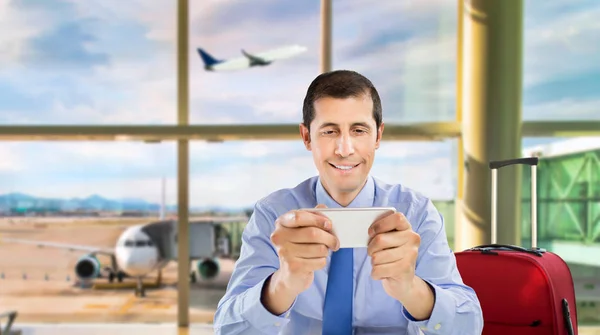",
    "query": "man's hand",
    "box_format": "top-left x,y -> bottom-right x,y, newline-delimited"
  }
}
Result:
367,212 -> 434,320
261,204 -> 339,315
